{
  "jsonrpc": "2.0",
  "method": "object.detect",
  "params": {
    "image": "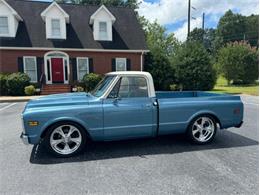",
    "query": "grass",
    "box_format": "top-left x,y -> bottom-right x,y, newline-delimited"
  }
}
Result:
211,76 -> 259,96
